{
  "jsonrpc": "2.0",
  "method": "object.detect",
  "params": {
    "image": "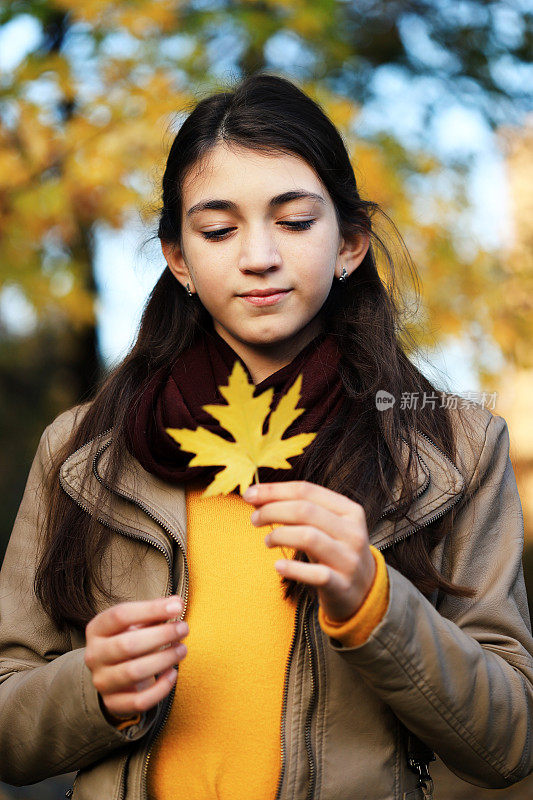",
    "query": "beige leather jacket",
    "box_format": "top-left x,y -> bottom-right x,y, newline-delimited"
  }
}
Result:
1,401 -> 533,800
